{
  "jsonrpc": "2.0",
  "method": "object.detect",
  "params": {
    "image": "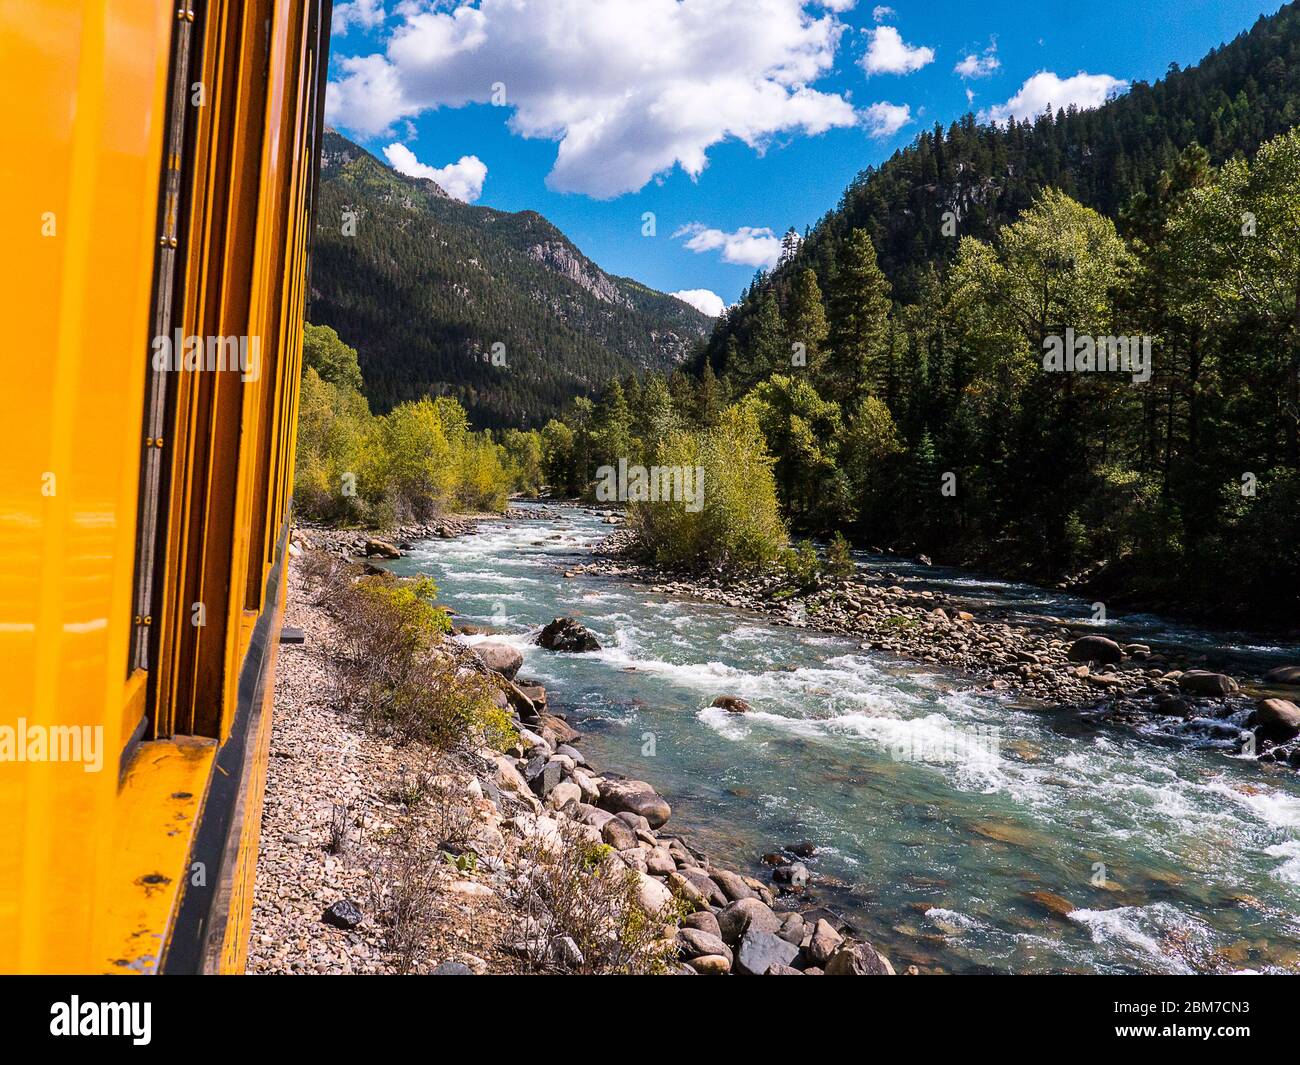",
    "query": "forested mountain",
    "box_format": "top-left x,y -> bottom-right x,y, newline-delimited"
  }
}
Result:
706,0 -> 1300,344
543,3 -> 1300,625
310,131 -> 711,427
